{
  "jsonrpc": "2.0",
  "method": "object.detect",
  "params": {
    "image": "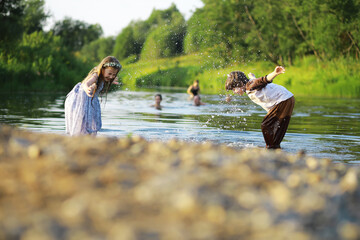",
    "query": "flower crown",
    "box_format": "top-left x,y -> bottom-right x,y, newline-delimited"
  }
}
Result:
103,62 -> 122,69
